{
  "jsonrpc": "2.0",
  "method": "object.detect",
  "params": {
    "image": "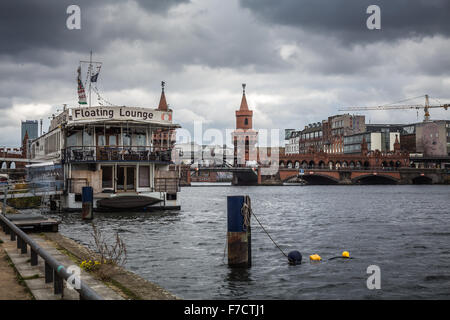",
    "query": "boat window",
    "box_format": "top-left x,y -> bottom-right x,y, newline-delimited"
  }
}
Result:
97,135 -> 106,146
126,167 -> 135,190
139,165 -> 150,188
123,133 -> 131,146
67,132 -> 79,147
83,129 -> 94,146
109,135 -> 117,146
117,166 -> 125,190
135,133 -> 146,146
